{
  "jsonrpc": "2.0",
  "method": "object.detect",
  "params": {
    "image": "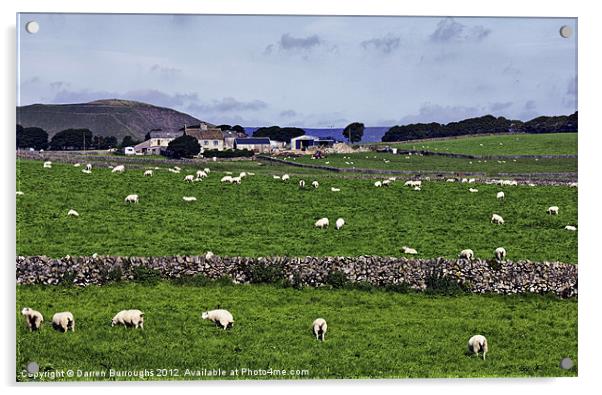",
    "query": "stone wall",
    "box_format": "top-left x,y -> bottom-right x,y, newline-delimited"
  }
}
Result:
16,256 -> 577,298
